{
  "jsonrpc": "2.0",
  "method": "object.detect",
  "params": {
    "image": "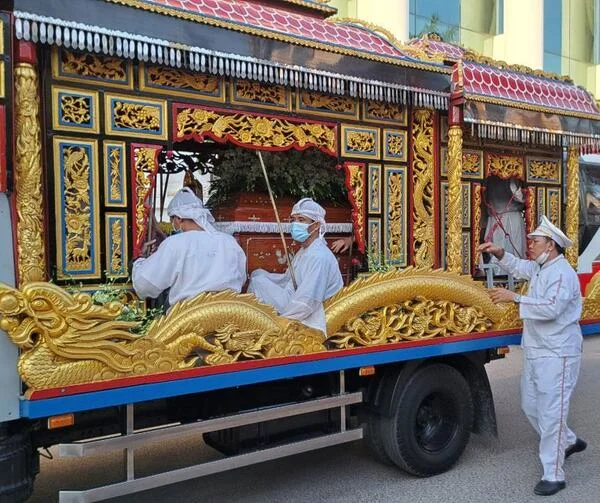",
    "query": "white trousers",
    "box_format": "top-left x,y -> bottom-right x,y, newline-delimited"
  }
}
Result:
521,355 -> 581,482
